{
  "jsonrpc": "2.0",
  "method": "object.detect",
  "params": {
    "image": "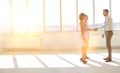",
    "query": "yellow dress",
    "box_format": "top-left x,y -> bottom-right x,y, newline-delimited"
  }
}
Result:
81,21 -> 90,46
